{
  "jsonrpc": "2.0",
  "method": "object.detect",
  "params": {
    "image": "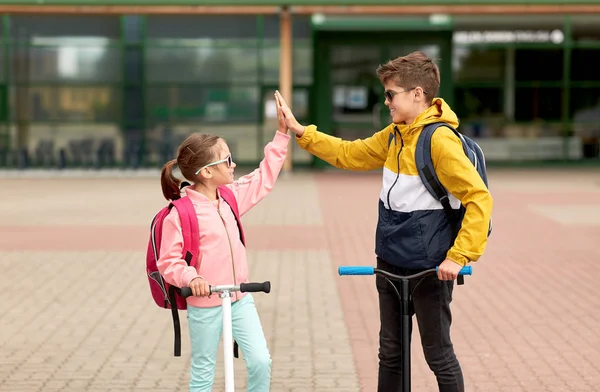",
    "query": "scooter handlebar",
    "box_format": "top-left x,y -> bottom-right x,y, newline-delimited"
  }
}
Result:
338,265 -> 472,277
179,281 -> 271,298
